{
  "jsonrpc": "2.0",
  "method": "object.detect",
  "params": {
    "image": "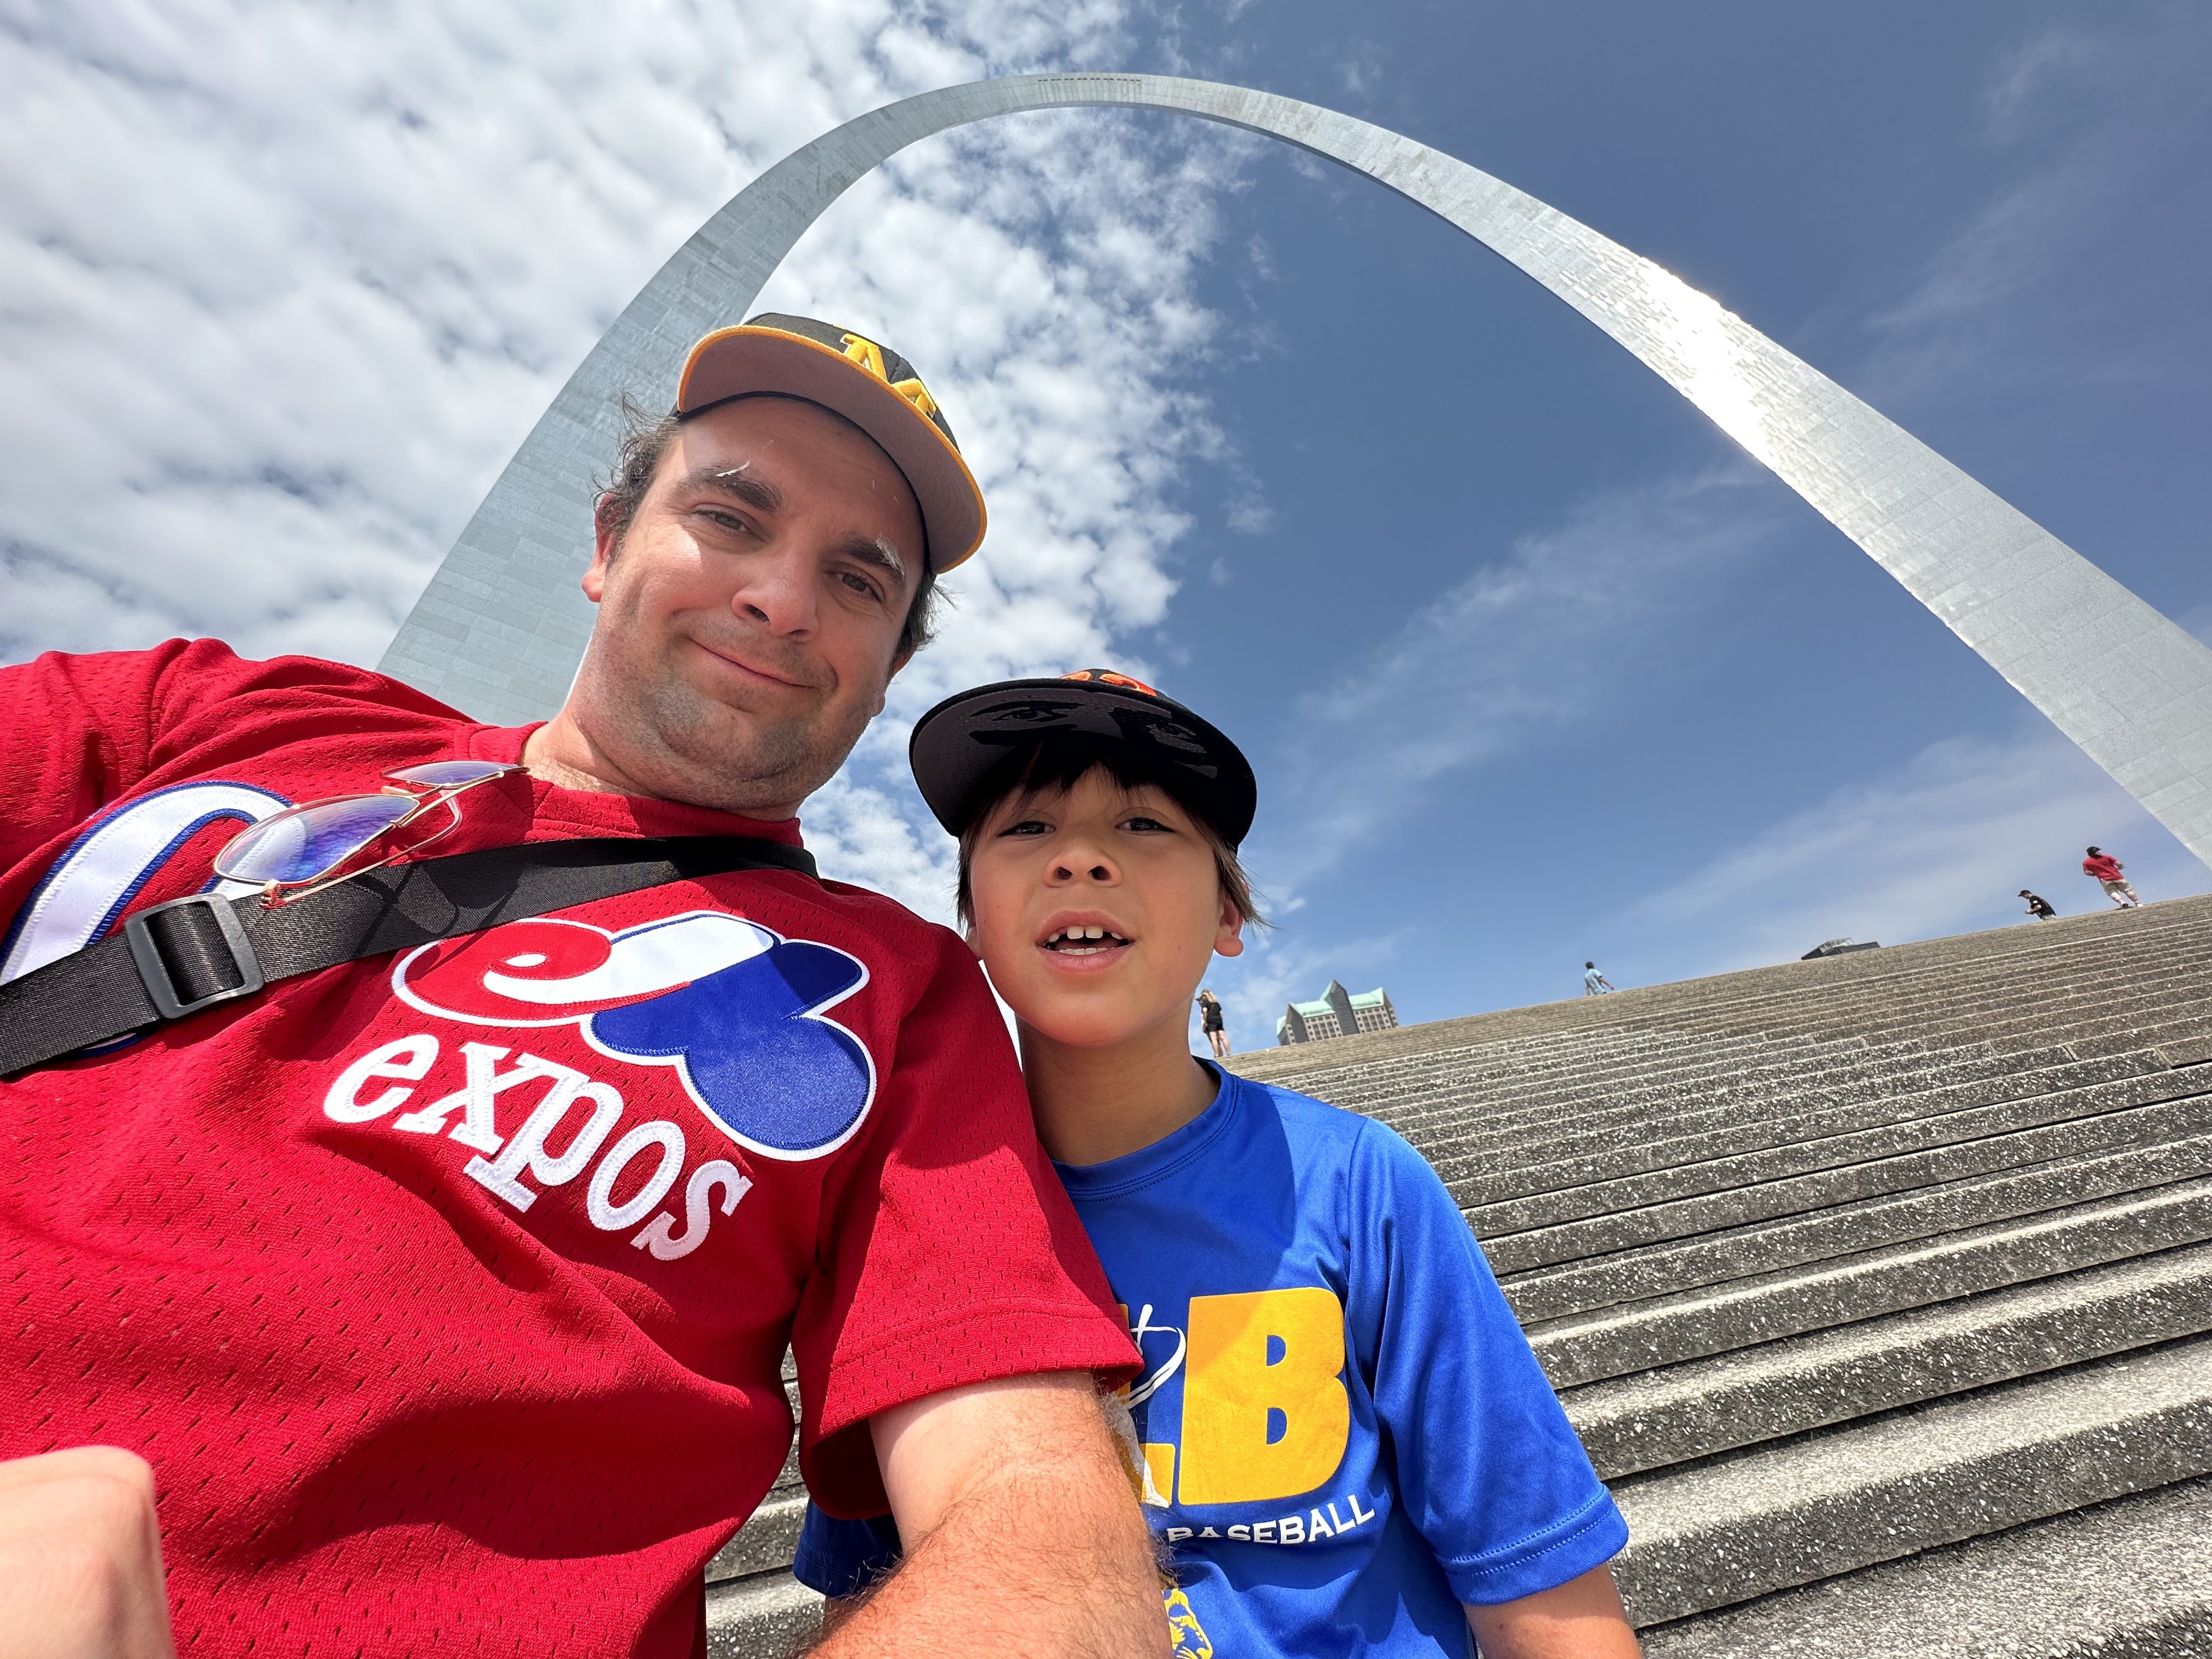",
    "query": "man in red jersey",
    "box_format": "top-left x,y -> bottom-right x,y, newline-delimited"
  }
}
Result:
0,317 -> 1161,1659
